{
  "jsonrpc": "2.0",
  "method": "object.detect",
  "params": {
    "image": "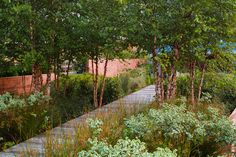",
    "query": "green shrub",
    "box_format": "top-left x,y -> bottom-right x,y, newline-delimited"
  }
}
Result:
124,101 -> 236,157
51,74 -> 94,121
177,73 -> 236,114
203,73 -> 236,113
